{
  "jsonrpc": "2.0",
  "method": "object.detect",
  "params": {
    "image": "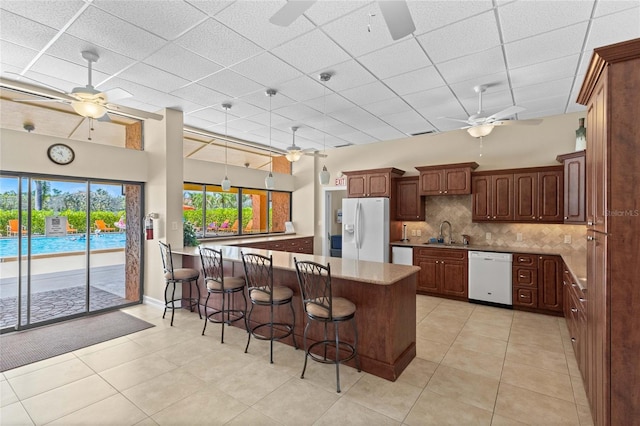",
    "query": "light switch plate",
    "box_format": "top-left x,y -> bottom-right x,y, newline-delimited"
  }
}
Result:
411,230 -> 416,236
516,233 -> 523,241
416,230 -> 422,236
486,232 -> 491,240
564,235 -> 572,244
